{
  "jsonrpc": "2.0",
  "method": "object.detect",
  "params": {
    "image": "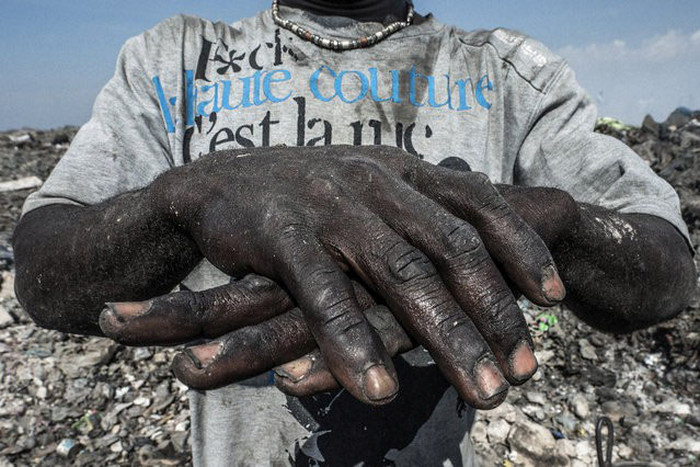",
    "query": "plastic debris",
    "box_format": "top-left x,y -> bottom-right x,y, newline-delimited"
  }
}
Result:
56,438 -> 82,458
0,176 -> 42,192
71,409 -> 101,434
535,312 -> 559,332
